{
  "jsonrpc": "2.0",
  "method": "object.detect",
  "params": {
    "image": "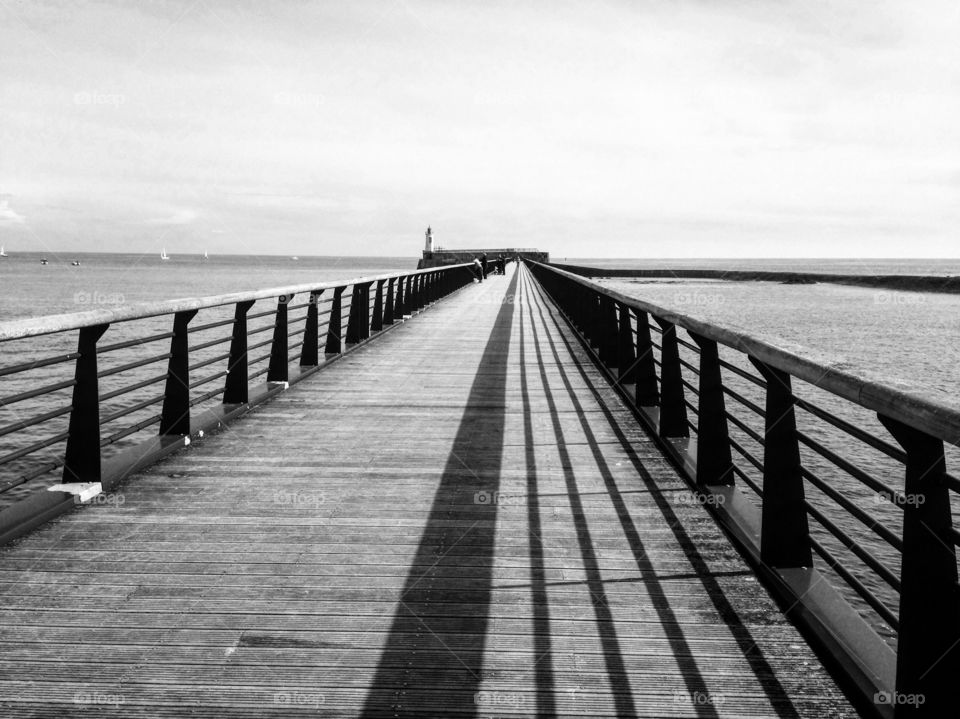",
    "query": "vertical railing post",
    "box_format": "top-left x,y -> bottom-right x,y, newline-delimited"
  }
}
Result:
325,286 -> 346,355
300,291 -> 322,367
653,317 -> 689,438
384,278 -> 395,325
159,310 -> 199,436
616,303 -> 637,385
372,280 -> 385,332
598,295 -> 619,368
879,415 -> 960,718
749,358 -> 811,567
224,300 -> 254,404
346,283 -> 370,344
689,332 -> 734,486
634,310 -> 659,406
62,323 -> 109,483
267,294 -> 293,383
414,274 -> 424,310
395,276 -> 406,318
